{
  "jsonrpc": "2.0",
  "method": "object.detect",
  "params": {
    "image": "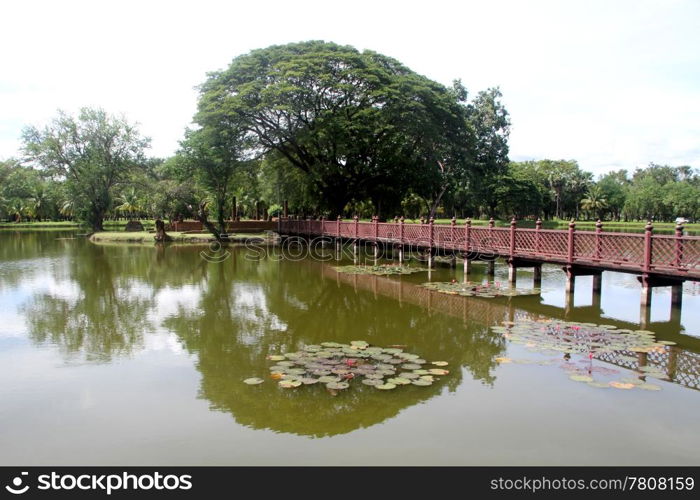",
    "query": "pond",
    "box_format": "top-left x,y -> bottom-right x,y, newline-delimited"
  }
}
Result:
1,230 -> 699,465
